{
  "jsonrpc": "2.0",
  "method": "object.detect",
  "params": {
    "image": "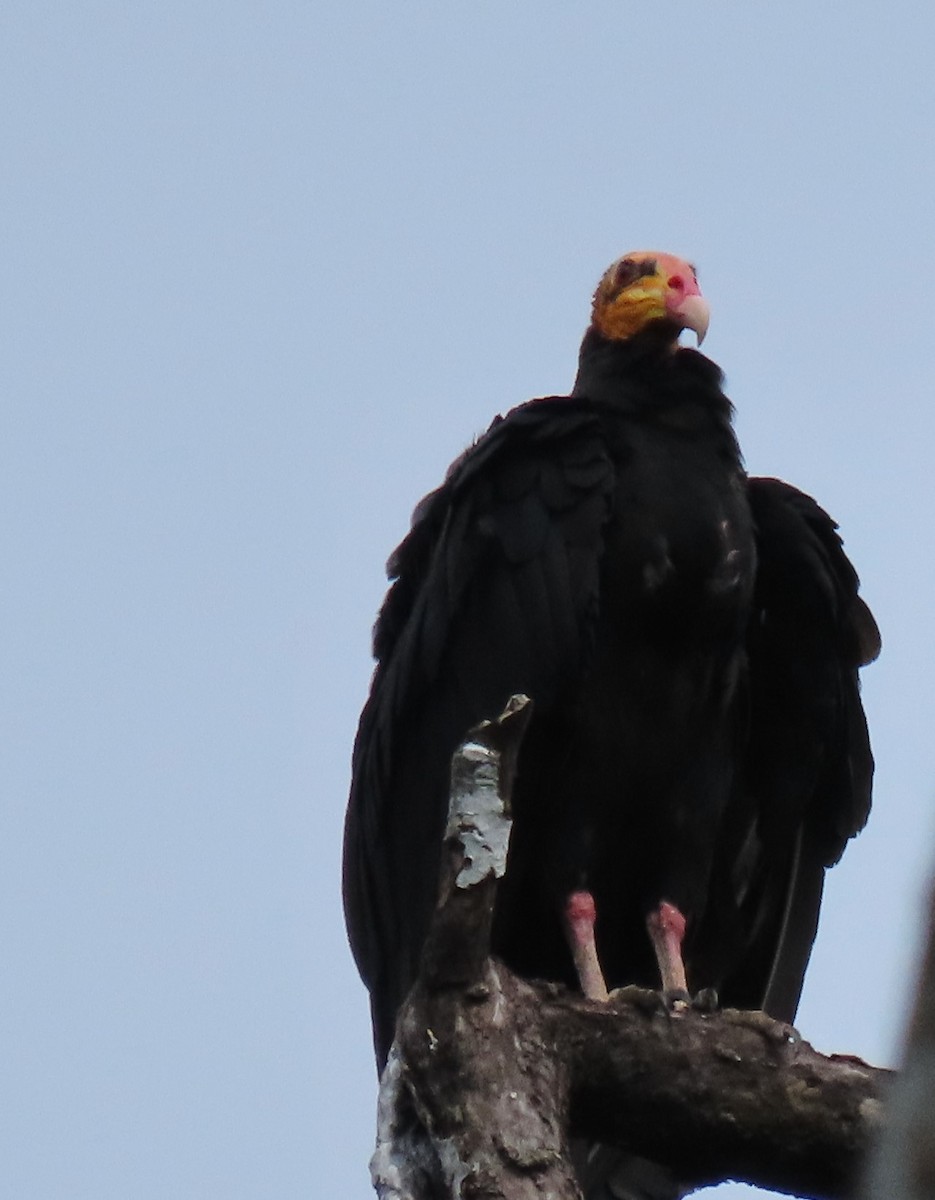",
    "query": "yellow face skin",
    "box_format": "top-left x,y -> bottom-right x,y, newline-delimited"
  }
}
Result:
590,251 -> 708,344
